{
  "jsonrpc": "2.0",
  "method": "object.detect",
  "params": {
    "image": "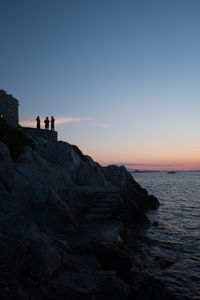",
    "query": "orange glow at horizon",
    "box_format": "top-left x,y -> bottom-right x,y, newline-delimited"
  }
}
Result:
84,146 -> 200,171
98,160 -> 200,171
18,119 -> 200,171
